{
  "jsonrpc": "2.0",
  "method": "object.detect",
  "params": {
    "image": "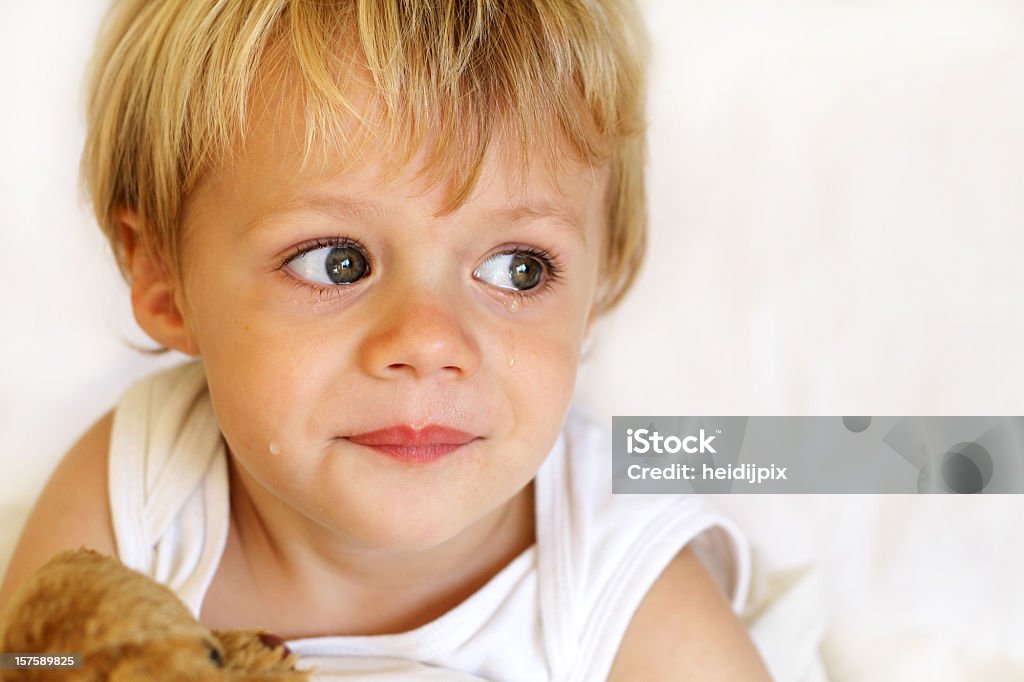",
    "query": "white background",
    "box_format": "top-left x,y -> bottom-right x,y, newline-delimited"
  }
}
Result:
2,0 -> 1023,677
